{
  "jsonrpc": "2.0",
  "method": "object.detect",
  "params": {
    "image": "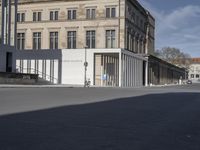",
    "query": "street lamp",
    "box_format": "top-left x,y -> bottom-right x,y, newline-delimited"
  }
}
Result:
84,46 -> 88,87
